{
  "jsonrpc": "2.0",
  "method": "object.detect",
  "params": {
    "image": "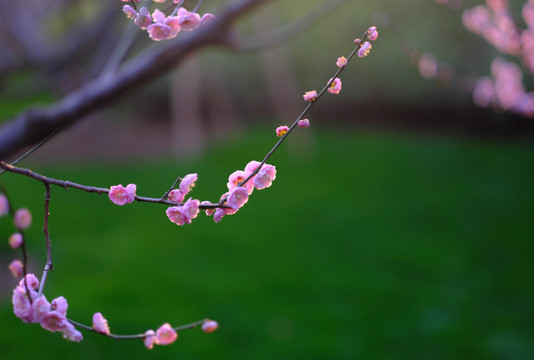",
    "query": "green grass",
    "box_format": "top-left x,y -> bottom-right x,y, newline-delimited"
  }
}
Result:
1,127 -> 533,359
